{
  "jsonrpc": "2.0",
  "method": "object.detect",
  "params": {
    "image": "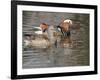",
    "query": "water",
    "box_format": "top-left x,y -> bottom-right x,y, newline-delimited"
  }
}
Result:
22,11 -> 89,69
